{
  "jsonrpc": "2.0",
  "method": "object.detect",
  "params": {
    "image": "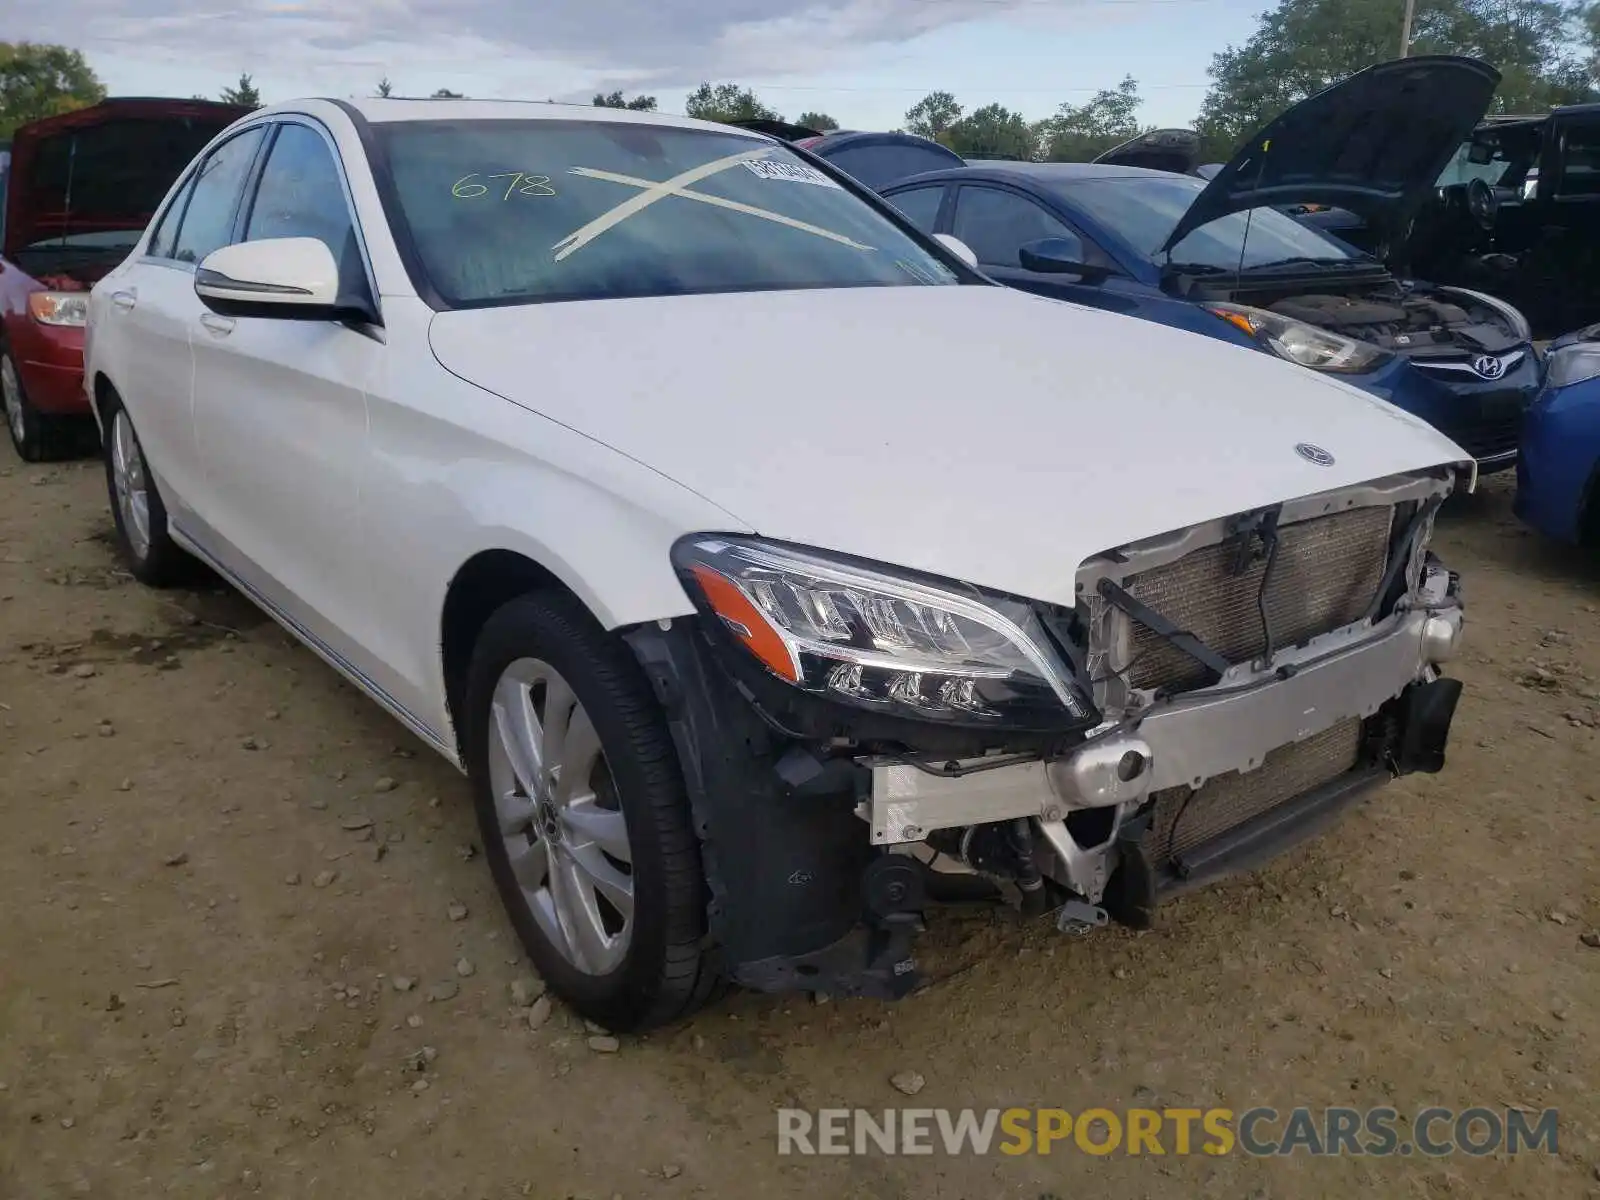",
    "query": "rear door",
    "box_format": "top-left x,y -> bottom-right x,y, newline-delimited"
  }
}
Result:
103,125 -> 266,514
